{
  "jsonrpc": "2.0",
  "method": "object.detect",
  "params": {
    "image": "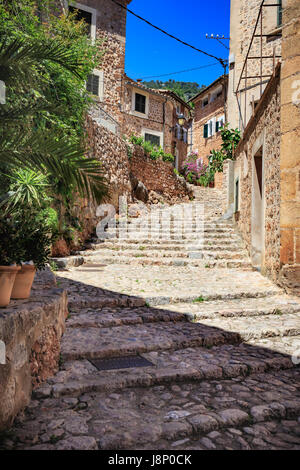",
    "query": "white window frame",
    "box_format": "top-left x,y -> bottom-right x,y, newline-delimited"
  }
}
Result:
216,114 -> 225,131
68,1 -> 97,43
205,117 -> 216,138
176,104 -> 181,115
142,128 -> 163,147
86,69 -> 104,101
131,88 -> 149,118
